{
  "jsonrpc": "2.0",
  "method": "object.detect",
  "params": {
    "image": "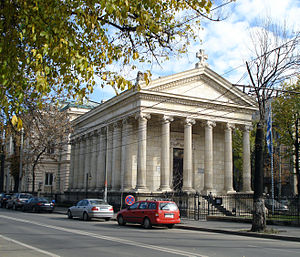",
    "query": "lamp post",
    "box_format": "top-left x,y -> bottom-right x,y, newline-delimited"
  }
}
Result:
18,128 -> 24,193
